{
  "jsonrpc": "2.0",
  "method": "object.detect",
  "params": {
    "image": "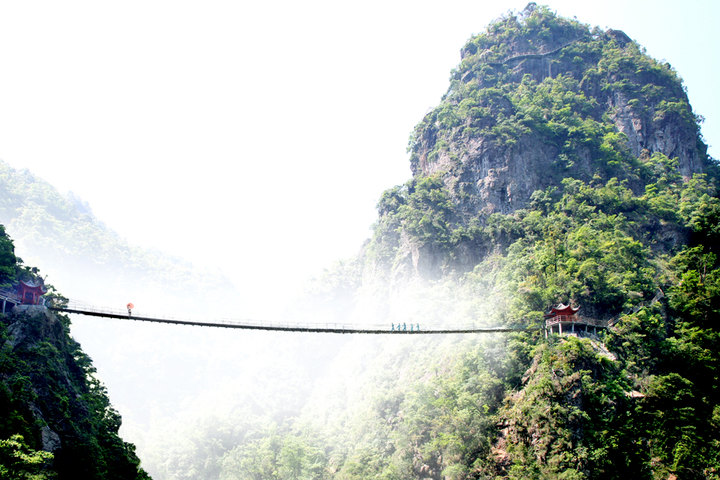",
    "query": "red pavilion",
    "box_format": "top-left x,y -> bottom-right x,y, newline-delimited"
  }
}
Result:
544,303 -> 605,337
17,278 -> 47,305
